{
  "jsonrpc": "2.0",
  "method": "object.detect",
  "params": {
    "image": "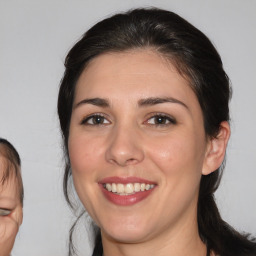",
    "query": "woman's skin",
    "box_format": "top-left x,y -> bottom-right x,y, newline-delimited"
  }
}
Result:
68,49 -> 230,256
0,157 -> 23,256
